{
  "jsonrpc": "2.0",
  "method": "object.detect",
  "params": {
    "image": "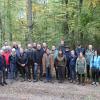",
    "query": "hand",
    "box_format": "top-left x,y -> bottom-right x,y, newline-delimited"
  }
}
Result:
5,68 -> 7,72
21,64 -> 25,67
